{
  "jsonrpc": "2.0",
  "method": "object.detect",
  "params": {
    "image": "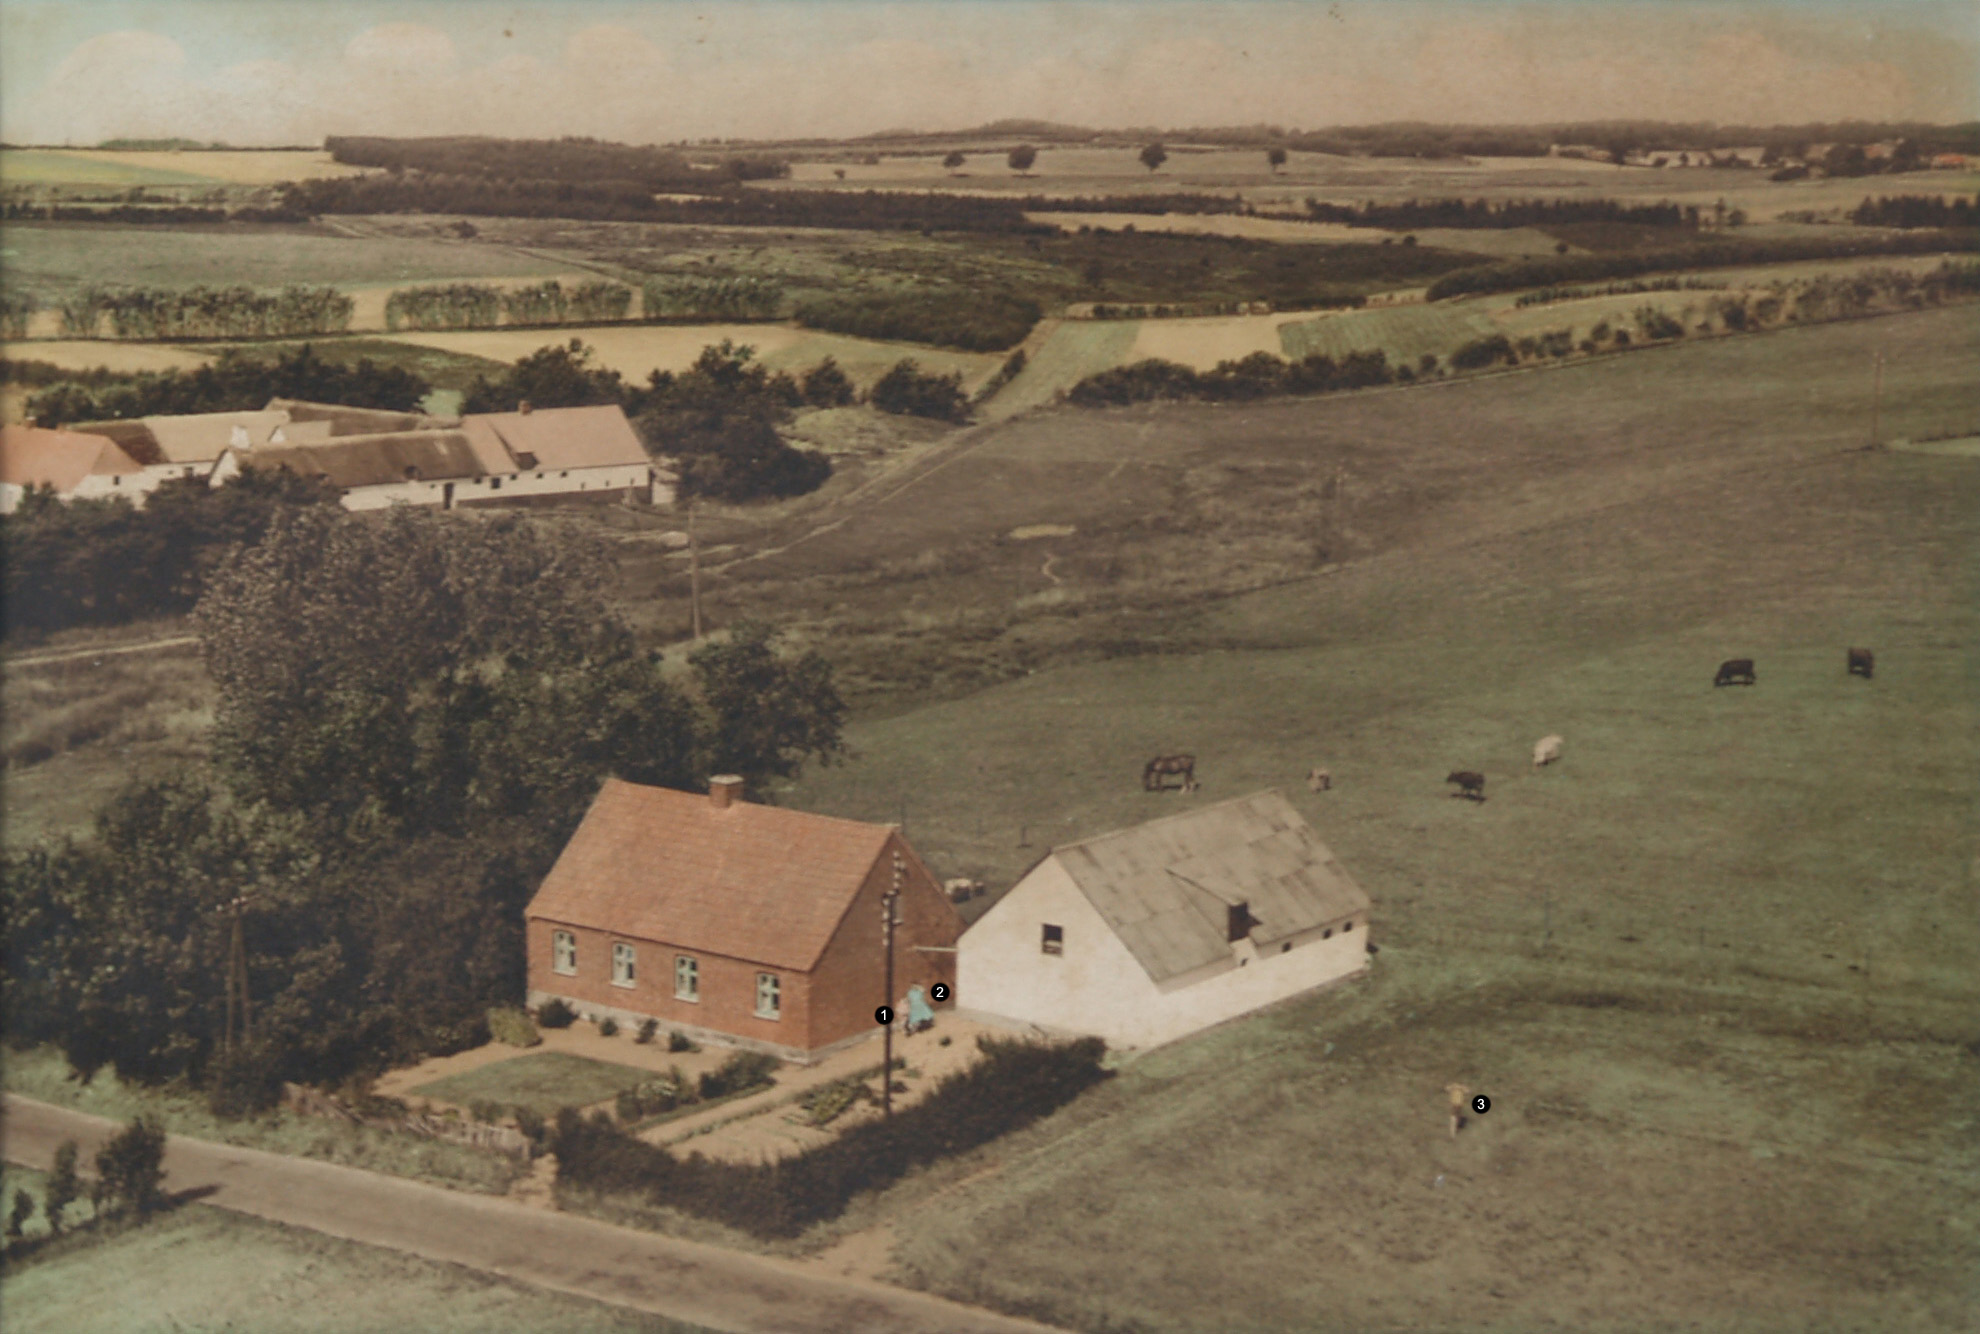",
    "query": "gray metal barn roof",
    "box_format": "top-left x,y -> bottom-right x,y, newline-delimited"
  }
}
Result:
1051,790 -> 1371,985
